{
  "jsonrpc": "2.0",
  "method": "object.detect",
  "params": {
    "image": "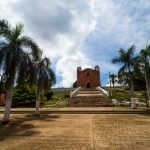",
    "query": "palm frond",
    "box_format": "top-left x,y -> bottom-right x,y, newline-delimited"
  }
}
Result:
37,57 -> 56,91
17,51 -> 36,86
43,57 -> 51,68
127,45 -> 135,57
0,20 -> 42,90
12,23 -> 24,40
19,36 -> 41,61
0,19 -> 9,35
112,57 -> 121,64
0,20 -> 9,28
0,19 -> 11,40
48,68 -> 56,85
